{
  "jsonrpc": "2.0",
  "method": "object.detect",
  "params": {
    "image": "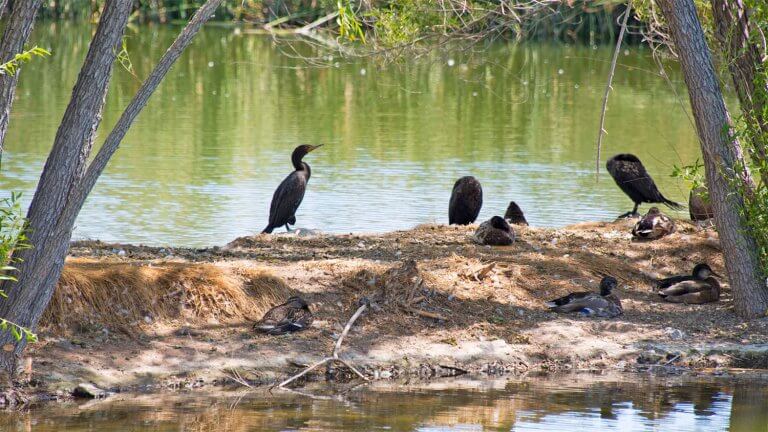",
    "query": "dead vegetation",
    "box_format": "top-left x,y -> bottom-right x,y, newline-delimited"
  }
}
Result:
42,260 -> 290,334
